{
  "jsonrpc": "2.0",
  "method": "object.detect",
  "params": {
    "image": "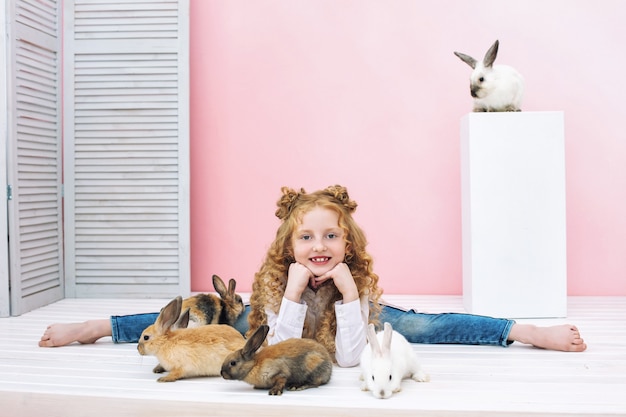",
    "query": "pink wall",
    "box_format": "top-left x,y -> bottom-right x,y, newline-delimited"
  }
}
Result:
189,1 -> 626,296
